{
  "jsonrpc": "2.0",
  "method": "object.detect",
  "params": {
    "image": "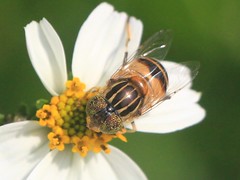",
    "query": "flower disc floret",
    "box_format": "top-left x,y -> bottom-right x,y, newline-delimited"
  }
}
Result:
36,77 -> 126,157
